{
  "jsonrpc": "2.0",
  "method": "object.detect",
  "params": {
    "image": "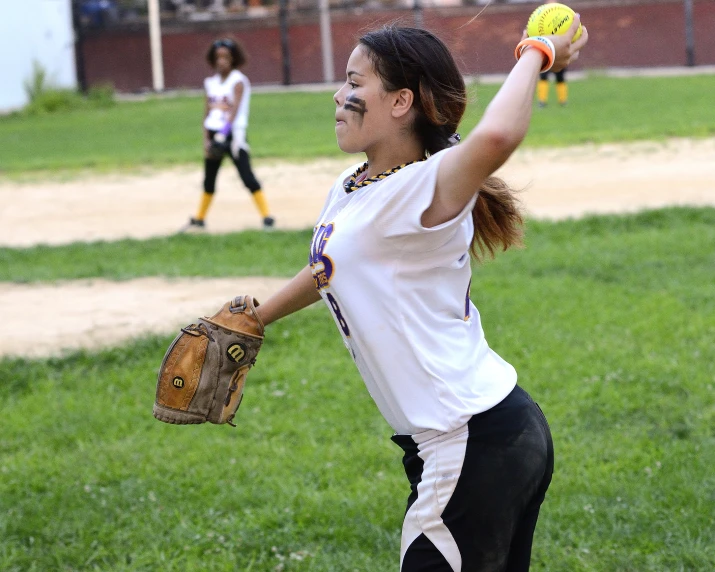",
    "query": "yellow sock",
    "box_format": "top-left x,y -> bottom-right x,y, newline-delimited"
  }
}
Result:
251,190 -> 271,218
196,192 -> 214,221
537,80 -> 549,104
556,83 -> 568,105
